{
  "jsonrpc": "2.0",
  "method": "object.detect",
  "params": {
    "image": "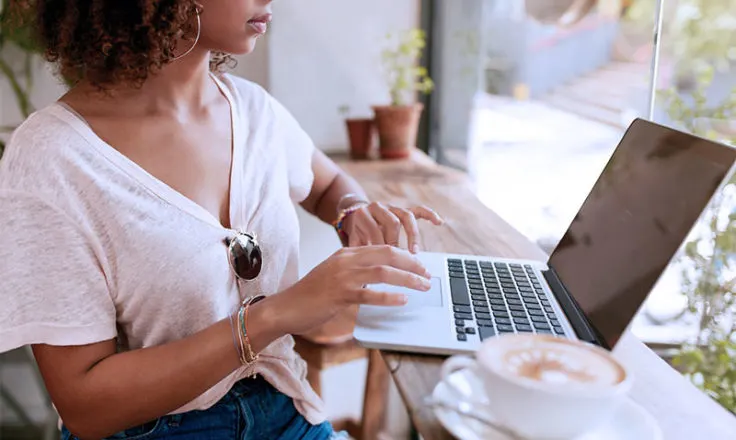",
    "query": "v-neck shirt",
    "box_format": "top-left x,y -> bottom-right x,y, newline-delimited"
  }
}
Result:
0,74 -> 324,423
